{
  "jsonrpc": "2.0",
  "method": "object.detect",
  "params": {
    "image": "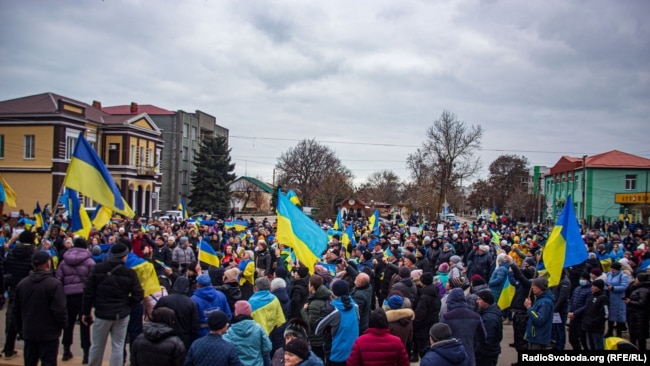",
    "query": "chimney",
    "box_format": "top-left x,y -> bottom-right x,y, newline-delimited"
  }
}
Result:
130,102 -> 138,113
92,100 -> 102,110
